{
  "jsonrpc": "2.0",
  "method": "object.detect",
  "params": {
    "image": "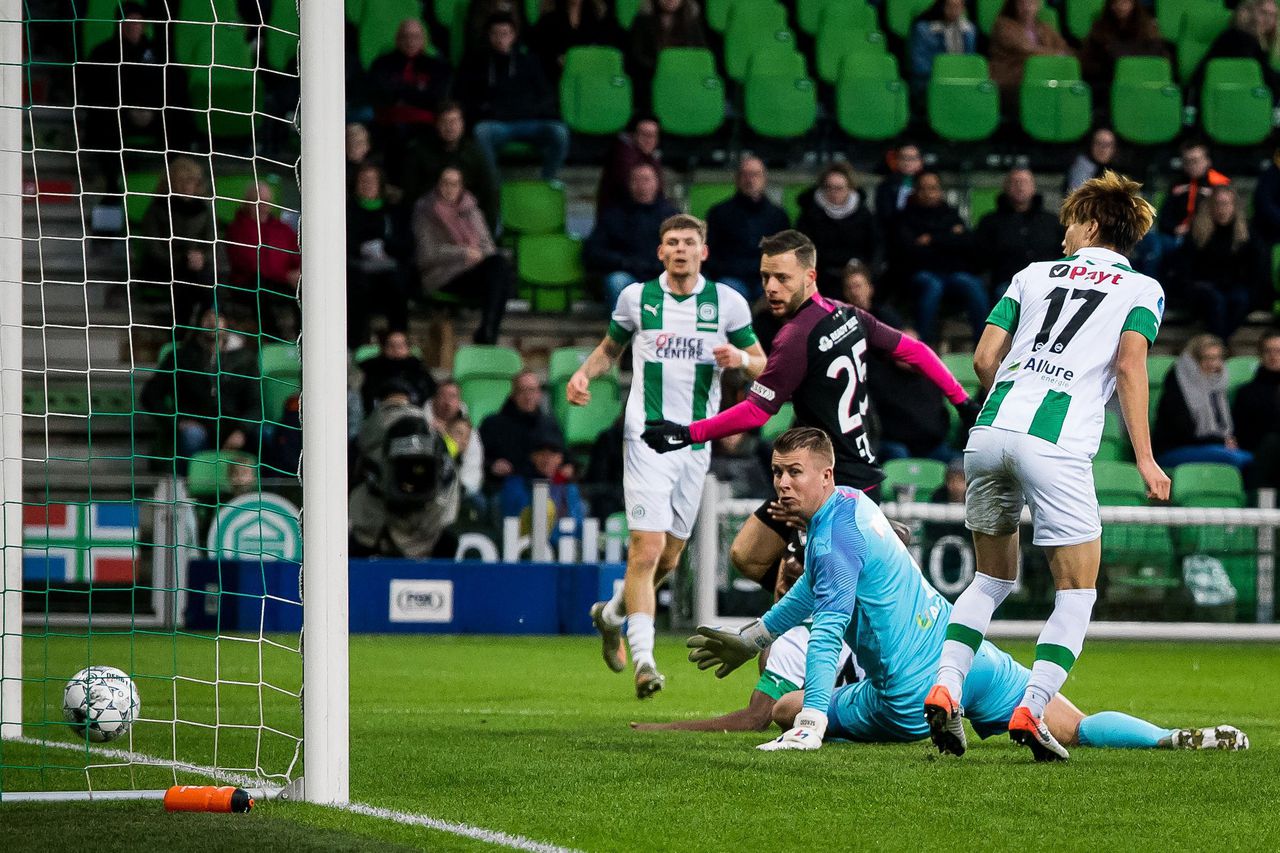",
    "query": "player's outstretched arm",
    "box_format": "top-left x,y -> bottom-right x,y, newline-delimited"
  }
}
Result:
566,336 -> 623,407
630,690 -> 777,732
1115,330 -> 1171,501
